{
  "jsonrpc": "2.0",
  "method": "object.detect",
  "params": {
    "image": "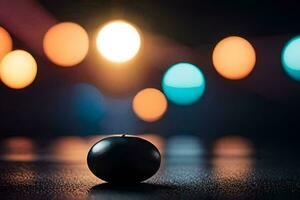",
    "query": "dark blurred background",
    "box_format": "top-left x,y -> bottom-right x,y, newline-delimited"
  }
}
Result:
0,0 -> 300,147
